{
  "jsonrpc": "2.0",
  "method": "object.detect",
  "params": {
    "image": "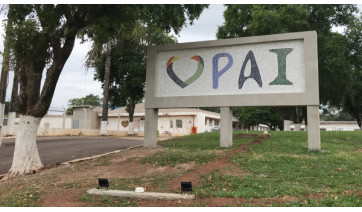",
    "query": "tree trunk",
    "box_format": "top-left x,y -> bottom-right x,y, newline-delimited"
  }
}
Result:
100,40 -> 112,136
0,19 -> 12,145
7,65 -> 19,136
3,115 -> 43,179
128,97 -> 135,135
